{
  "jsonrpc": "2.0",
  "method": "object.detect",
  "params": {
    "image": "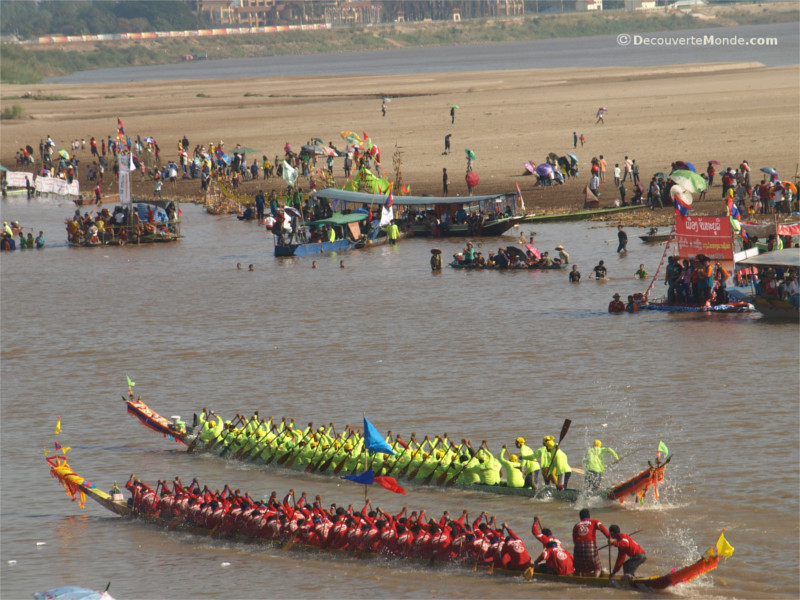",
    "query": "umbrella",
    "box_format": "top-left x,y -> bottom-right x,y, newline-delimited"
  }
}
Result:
599,106 -> 607,111
524,162 -> 536,174
231,147 -> 259,155
525,244 -> 541,260
536,163 -> 553,177
708,160 -> 721,165
673,161 -> 696,173
781,181 -> 797,194
465,149 -> 476,160
760,167 -> 777,175
450,105 -> 460,109
143,137 -> 154,144
653,172 -> 668,179
382,97 -> 391,102
547,152 -> 559,161
670,169 -> 707,193
0,164 -> 8,172
313,137 -> 324,144
567,153 -> 579,163
636,181 -> 644,193
58,149 -> 70,160
684,162 -> 696,173
285,207 -> 302,219
465,172 -> 479,188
